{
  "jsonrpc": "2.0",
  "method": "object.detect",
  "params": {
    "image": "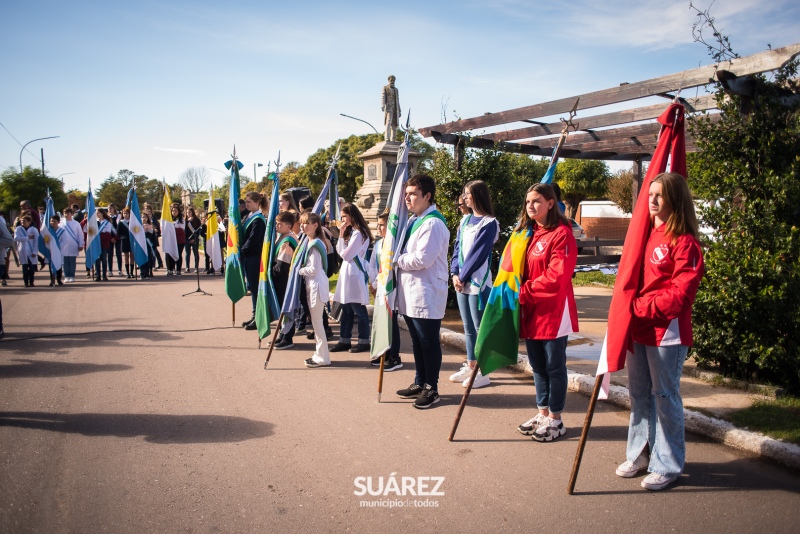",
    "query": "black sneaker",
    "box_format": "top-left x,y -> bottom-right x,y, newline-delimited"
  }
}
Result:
274,339 -> 294,350
396,383 -> 423,399
329,342 -> 352,352
242,317 -> 255,327
384,355 -> 403,372
349,343 -> 370,353
370,356 -> 382,367
306,331 -> 315,340
325,328 -> 334,340
244,321 -> 257,330
414,384 -> 440,409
